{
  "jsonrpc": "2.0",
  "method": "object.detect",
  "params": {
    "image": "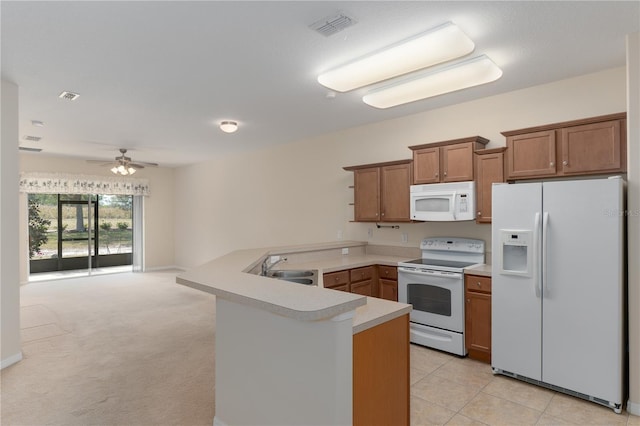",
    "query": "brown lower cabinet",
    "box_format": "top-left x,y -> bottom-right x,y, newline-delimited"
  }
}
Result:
353,314 -> 409,425
324,265 -> 398,301
350,266 -> 375,296
378,265 -> 398,301
323,270 -> 350,292
464,274 -> 492,363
